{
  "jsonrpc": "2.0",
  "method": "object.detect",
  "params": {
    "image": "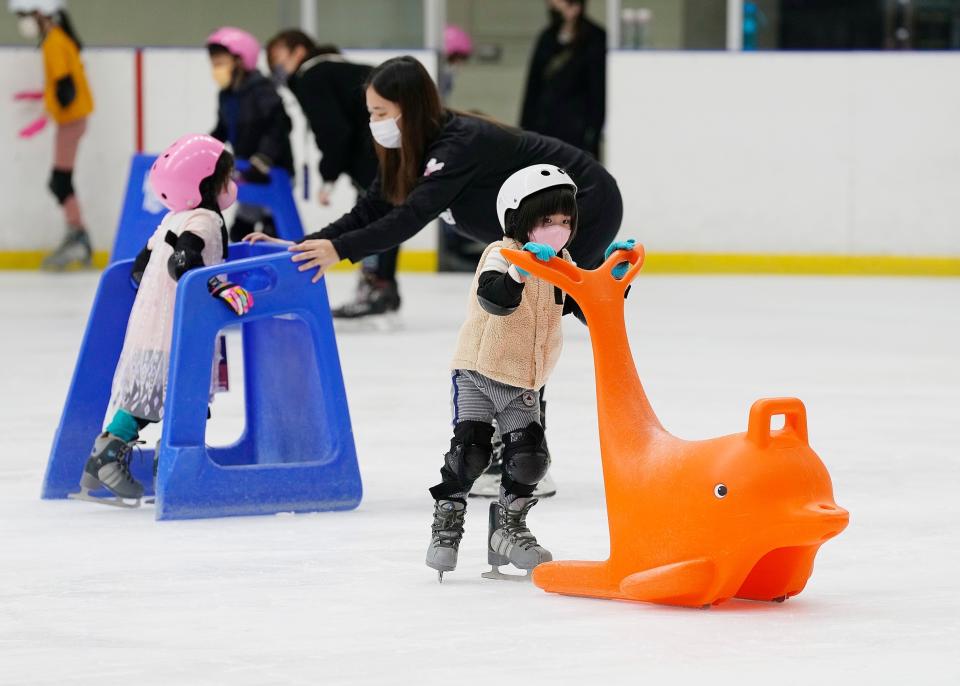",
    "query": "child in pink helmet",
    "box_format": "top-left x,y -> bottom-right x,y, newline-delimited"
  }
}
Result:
73,134 -> 254,507
206,27 -> 294,242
